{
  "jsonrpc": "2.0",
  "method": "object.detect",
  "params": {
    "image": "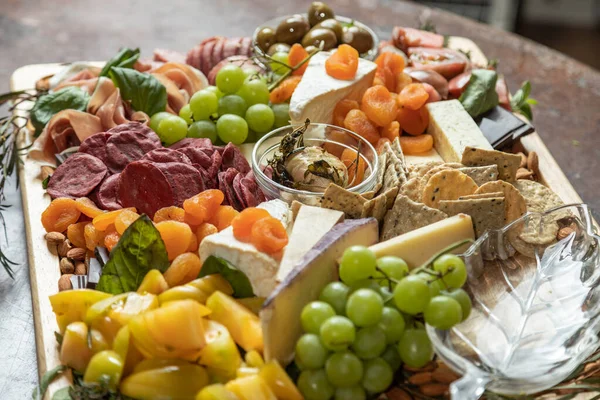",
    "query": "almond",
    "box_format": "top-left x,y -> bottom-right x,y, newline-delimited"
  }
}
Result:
385,387 -> 413,400
45,232 -> 65,246
419,383 -> 448,397
517,152 -> 527,168
557,227 -> 575,241
40,165 -> 54,181
74,261 -> 87,275
59,258 -> 75,274
408,372 -> 432,385
57,240 -> 72,257
58,274 -> 73,291
432,367 -> 460,384
527,151 -> 539,175
67,247 -> 86,261
516,168 -> 534,180
404,361 -> 436,372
